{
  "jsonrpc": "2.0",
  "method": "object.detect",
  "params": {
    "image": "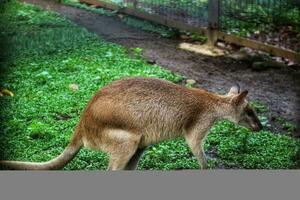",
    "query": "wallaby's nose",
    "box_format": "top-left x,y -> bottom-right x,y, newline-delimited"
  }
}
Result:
253,122 -> 263,132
